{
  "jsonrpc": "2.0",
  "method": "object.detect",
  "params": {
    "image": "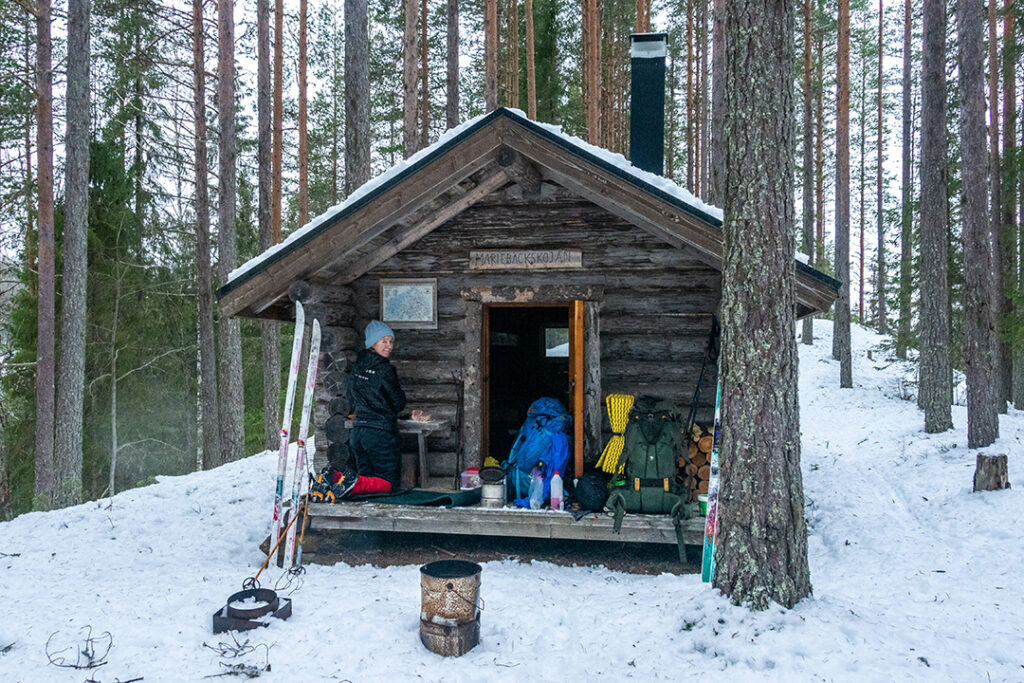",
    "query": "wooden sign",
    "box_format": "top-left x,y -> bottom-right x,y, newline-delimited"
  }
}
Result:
469,249 -> 582,270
